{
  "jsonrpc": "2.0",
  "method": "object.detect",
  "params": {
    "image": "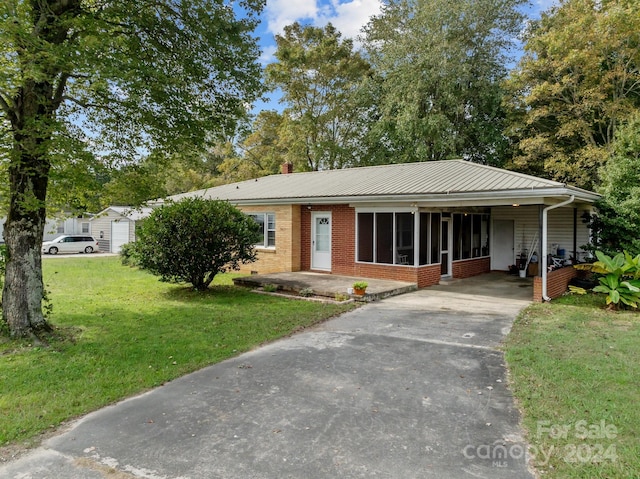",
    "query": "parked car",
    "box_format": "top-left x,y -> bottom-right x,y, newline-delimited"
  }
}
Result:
42,235 -> 99,255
